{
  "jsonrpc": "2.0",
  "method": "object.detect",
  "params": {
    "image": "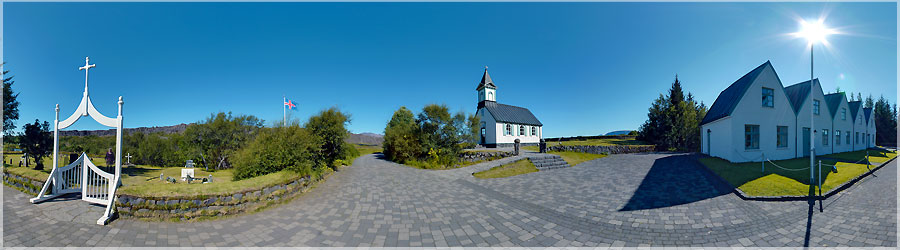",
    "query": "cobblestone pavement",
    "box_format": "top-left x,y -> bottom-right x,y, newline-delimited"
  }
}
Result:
3,153 -> 896,247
